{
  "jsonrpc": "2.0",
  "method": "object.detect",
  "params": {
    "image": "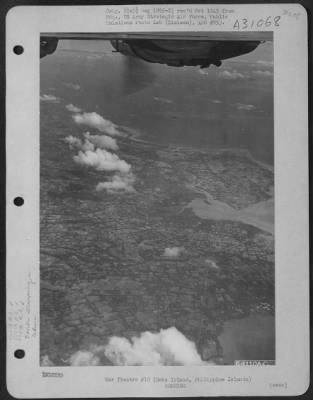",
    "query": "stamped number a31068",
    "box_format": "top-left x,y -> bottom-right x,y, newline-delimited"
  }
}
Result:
233,16 -> 281,29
